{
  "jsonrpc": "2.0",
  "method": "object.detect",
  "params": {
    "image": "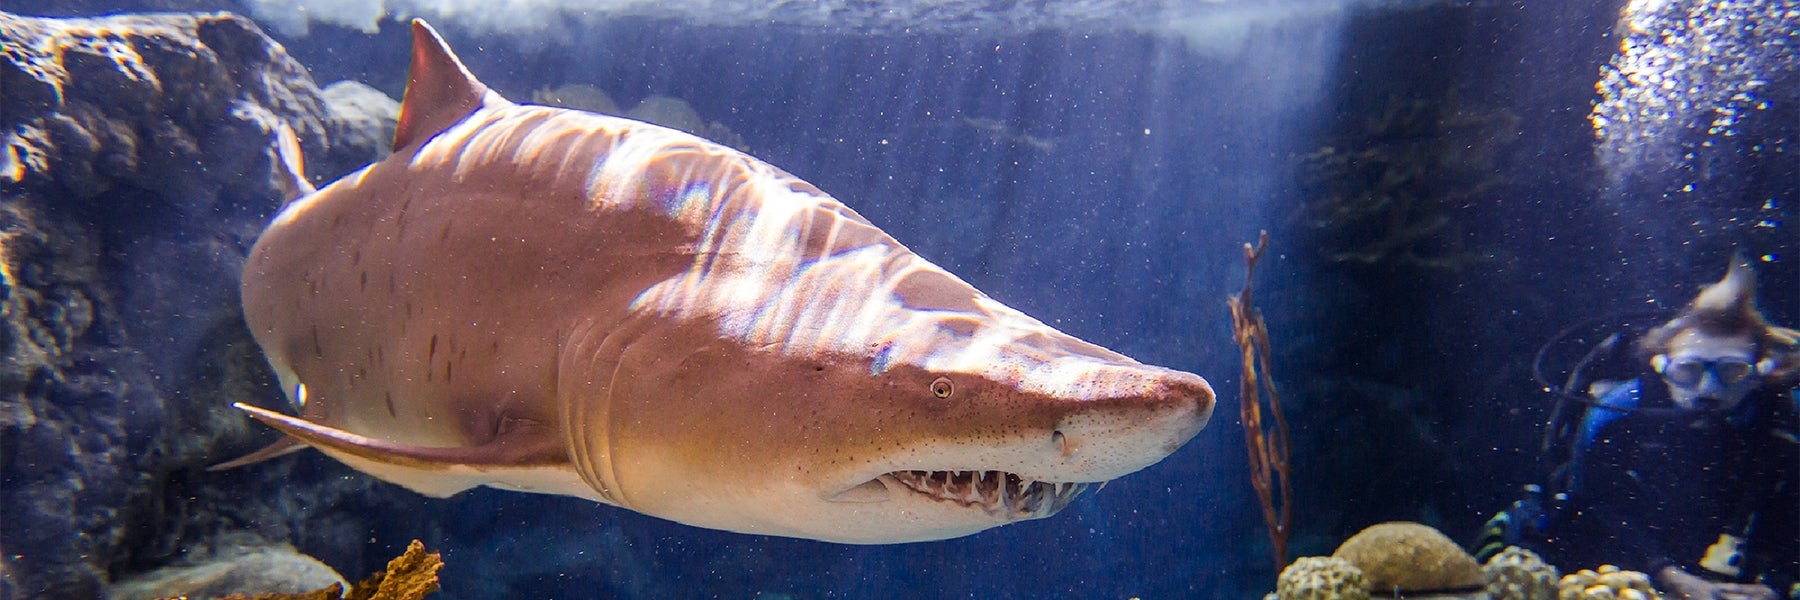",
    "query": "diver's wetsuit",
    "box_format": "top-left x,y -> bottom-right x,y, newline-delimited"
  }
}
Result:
1529,378 -> 1799,594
